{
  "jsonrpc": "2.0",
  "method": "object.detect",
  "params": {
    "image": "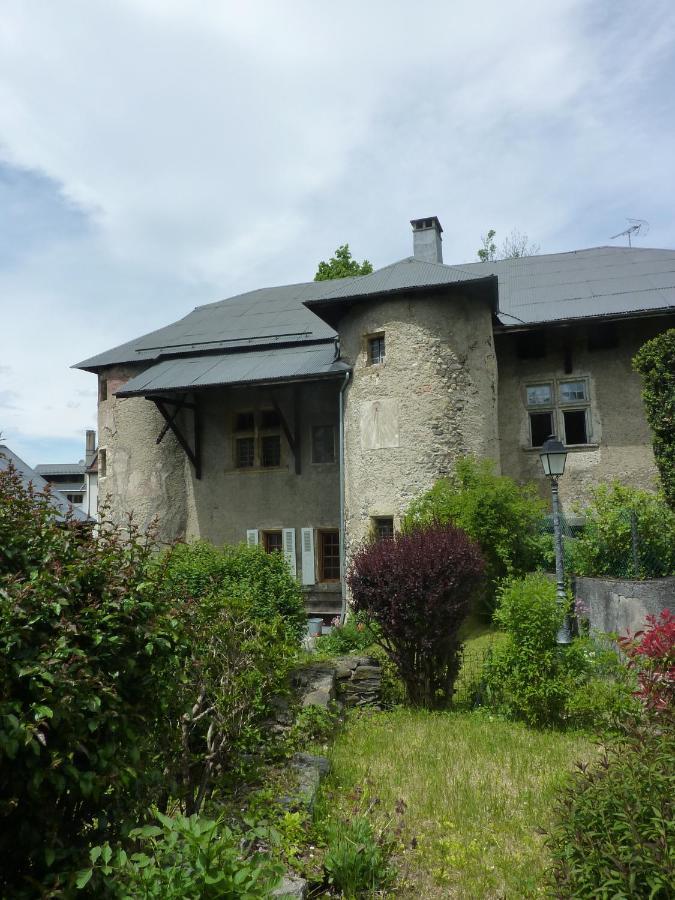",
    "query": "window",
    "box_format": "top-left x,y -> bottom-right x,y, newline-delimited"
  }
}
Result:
319,530 -> 340,581
263,530 -> 283,553
367,334 -> 385,365
372,516 -> 394,540
235,436 -> 255,468
99,378 -> 108,402
66,493 -> 84,504
311,425 -> 335,463
261,434 -> 281,467
99,449 -> 107,477
260,409 -> 280,429
524,378 -> 591,447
